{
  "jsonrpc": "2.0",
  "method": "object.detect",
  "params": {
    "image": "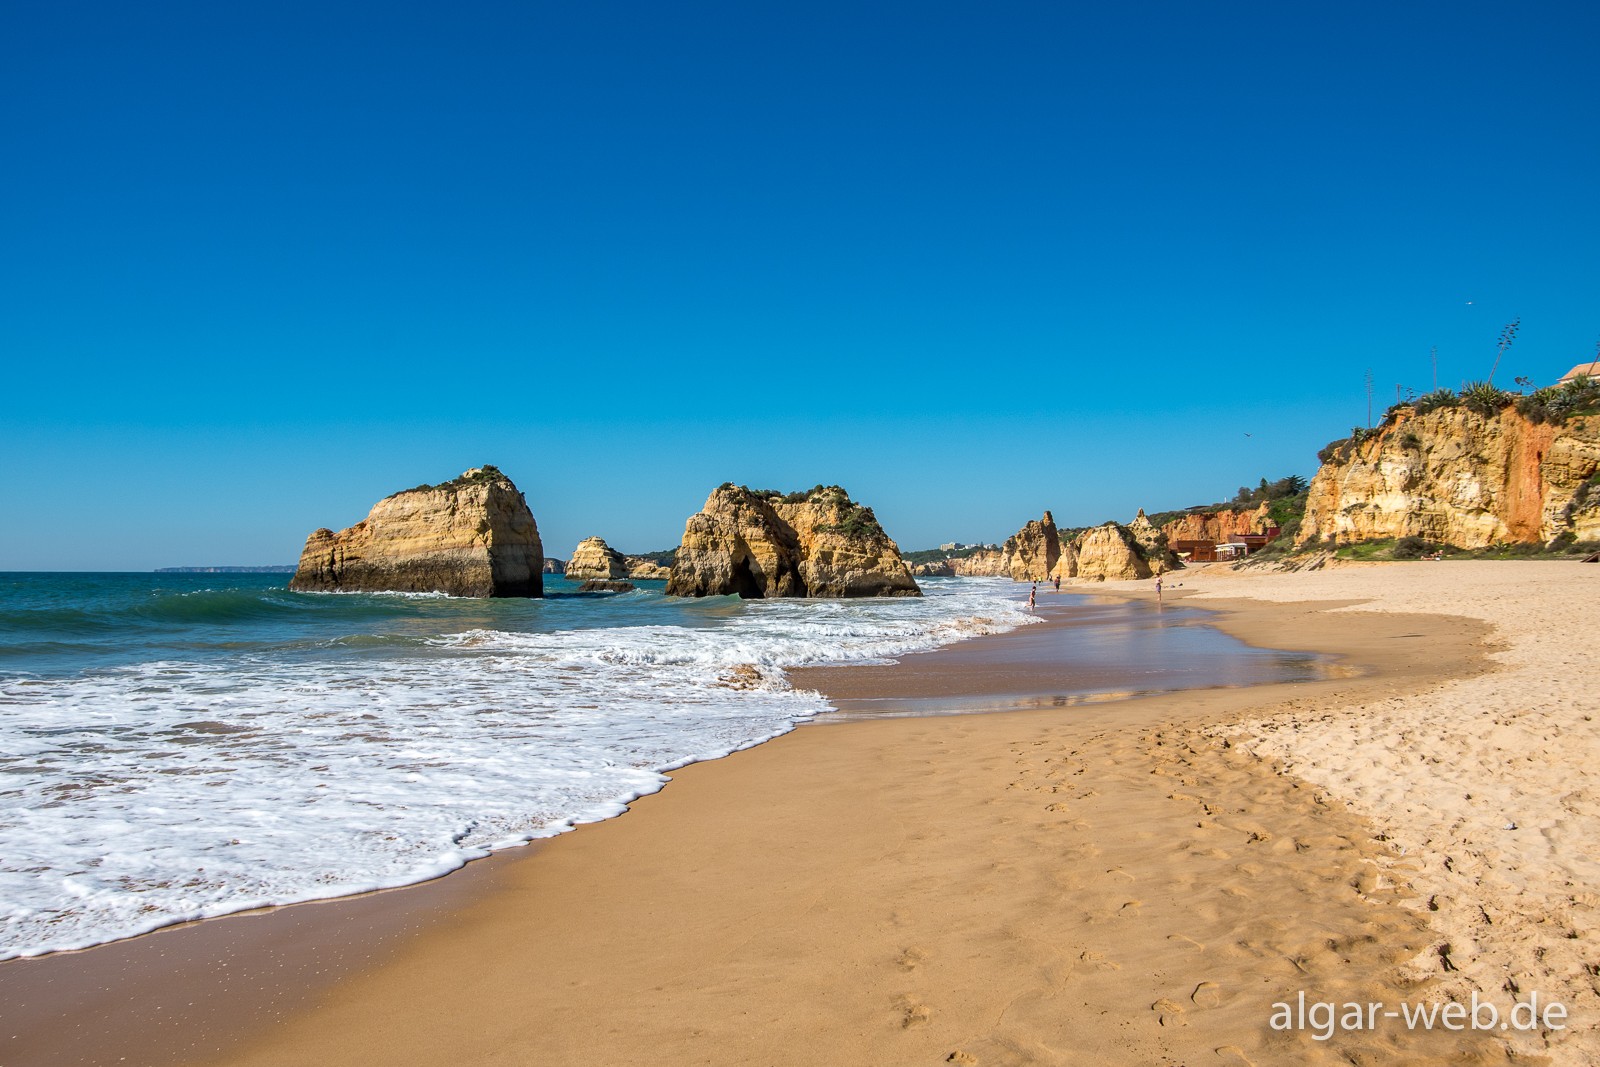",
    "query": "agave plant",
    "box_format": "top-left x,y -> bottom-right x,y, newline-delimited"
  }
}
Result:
1461,380 -> 1511,416
1413,388 -> 1459,415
